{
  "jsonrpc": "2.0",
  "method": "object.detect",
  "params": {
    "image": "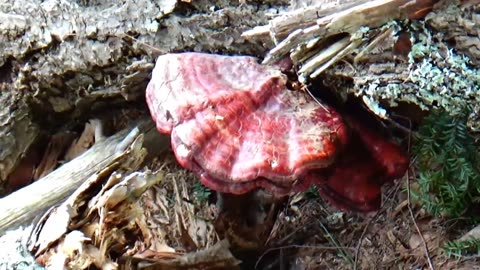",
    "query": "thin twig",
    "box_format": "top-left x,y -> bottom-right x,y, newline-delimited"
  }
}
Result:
385,115 -> 415,135
353,212 -> 376,269
274,219 -> 316,246
318,220 -> 355,266
352,115 -> 412,269
120,33 -> 164,53
390,112 -> 419,136
406,124 -> 435,270
352,194 -> 387,269
407,170 -> 435,269
353,167 -> 403,269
